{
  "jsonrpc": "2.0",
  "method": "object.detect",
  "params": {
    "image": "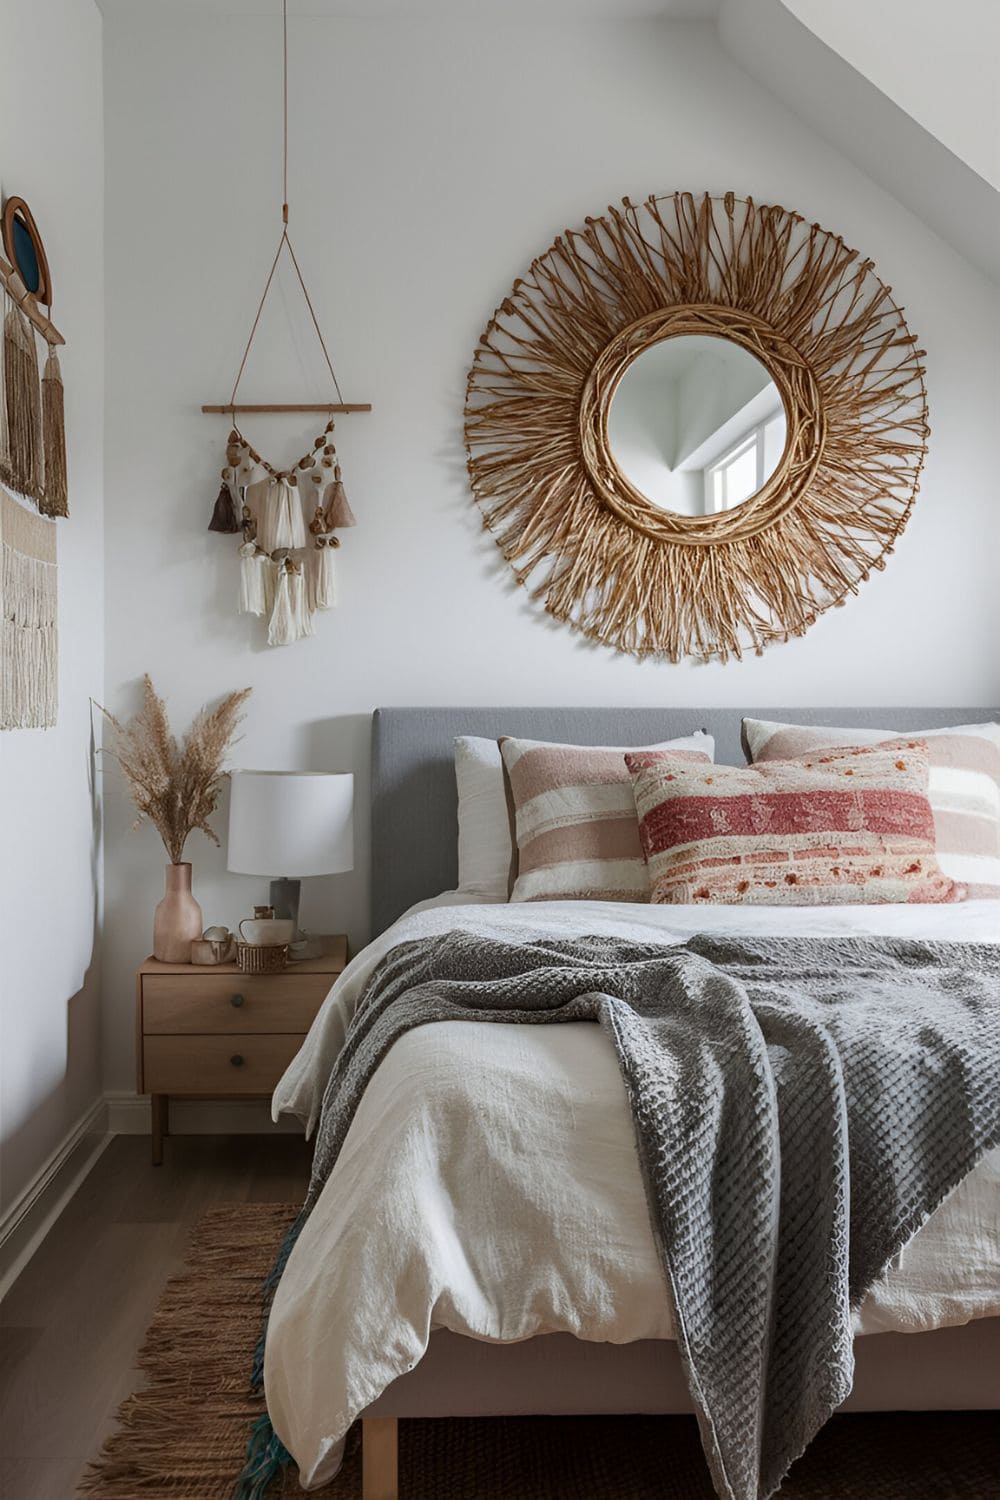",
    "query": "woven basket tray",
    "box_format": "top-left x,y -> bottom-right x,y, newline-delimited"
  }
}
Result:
235,941 -> 288,975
